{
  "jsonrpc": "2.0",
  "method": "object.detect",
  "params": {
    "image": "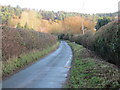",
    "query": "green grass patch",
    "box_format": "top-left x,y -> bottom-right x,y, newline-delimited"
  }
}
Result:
3,42 -> 59,77
66,41 -> 120,88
